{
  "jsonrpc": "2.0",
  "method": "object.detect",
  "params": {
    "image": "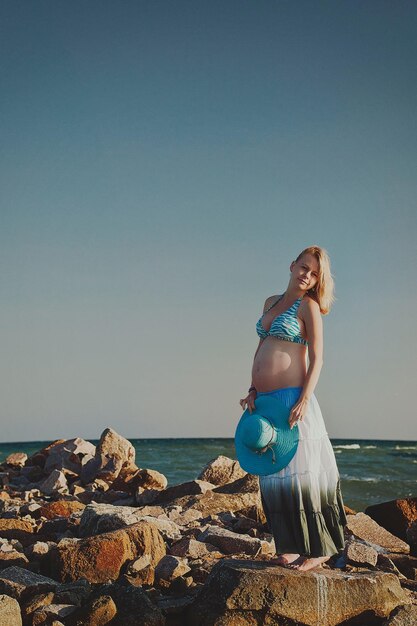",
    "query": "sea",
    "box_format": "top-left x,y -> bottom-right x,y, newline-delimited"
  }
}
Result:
0,438 -> 416,513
